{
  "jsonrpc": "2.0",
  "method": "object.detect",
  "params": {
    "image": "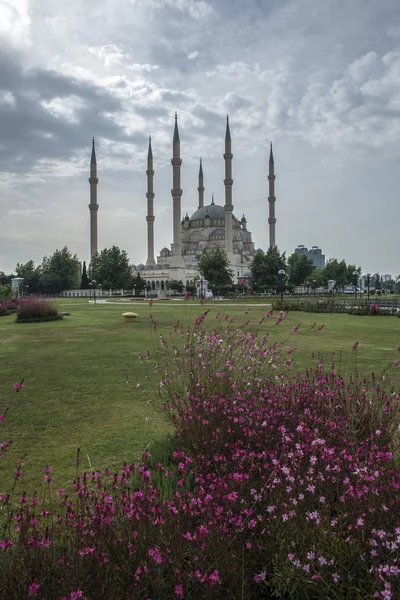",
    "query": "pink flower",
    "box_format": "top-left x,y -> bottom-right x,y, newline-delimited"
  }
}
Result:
352,342 -> 358,351
293,324 -> 300,333
174,584 -> 184,598
29,581 -> 40,596
148,300 -> 153,306
13,380 -> 24,392
225,491 -> 238,502
70,592 -> 84,599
